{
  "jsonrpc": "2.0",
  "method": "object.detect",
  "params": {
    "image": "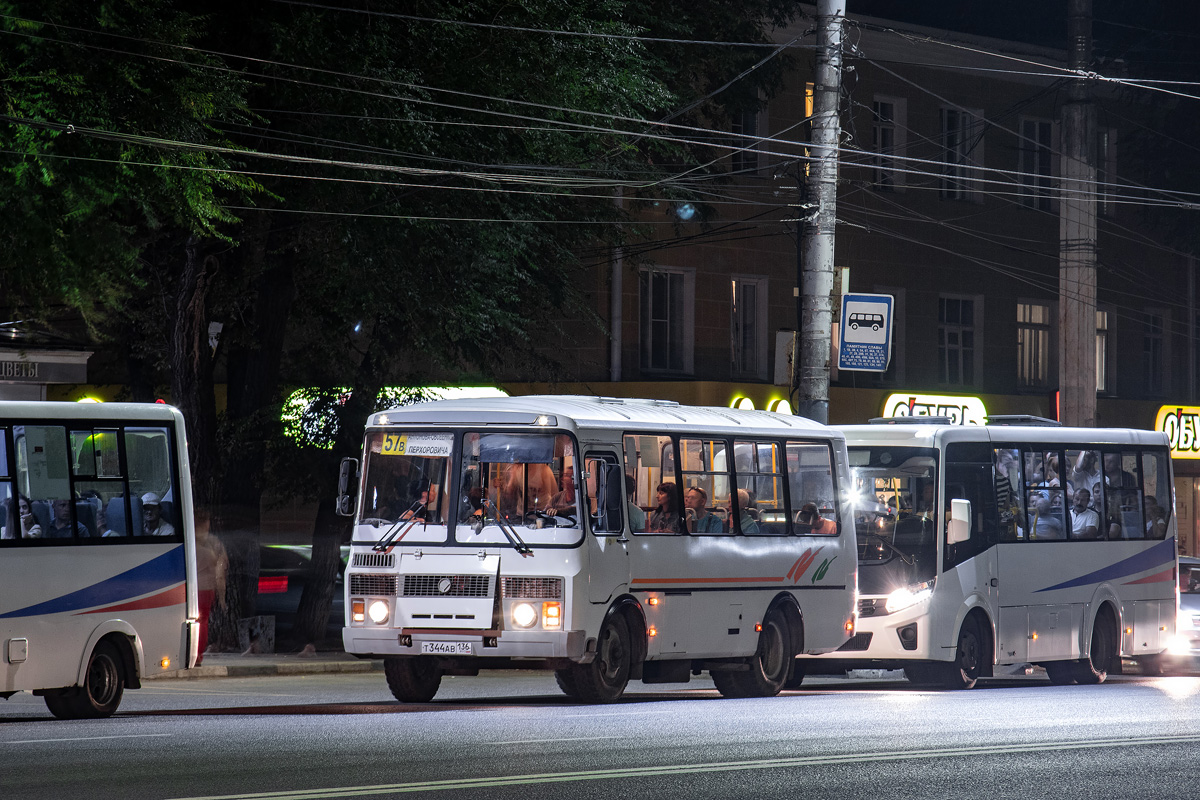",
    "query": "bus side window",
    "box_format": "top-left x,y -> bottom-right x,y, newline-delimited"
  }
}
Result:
995,448 -> 1021,541
1140,449 -> 1171,540
624,434 -> 679,534
787,441 -> 839,535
